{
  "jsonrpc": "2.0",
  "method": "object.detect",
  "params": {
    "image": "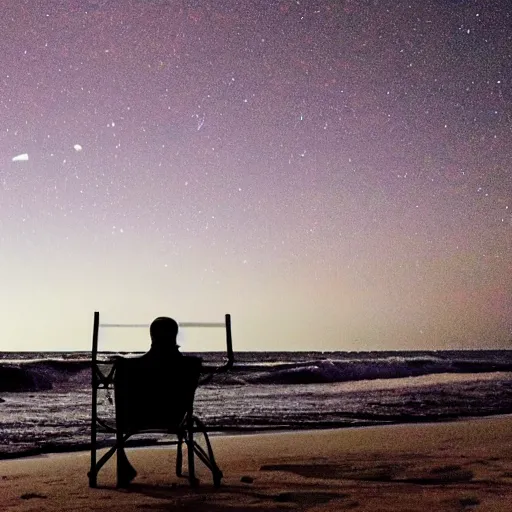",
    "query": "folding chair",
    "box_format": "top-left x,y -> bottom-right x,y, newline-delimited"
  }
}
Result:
88,312 -> 233,488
